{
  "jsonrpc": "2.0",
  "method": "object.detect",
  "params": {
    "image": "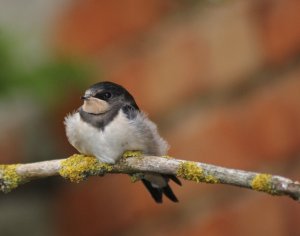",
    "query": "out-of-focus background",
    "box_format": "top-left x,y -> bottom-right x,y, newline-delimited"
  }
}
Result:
1,0 -> 300,235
